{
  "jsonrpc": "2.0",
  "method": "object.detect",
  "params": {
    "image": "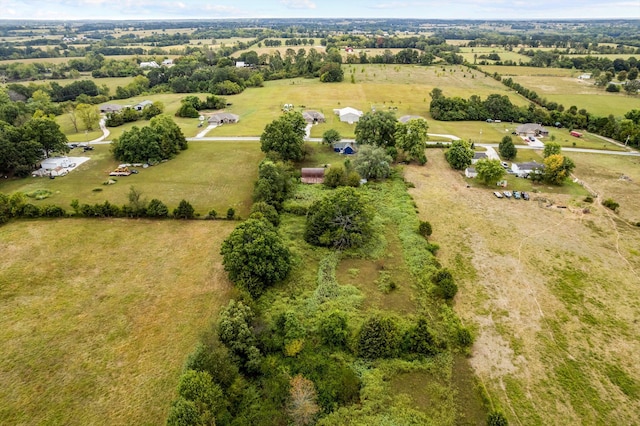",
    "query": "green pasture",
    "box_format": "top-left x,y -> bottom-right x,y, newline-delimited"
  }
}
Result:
480,65 -> 577,77
458,46 -> 531,63
209,64 -> 528,139
0,218 -> 235,425
0,141 -> 262,217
